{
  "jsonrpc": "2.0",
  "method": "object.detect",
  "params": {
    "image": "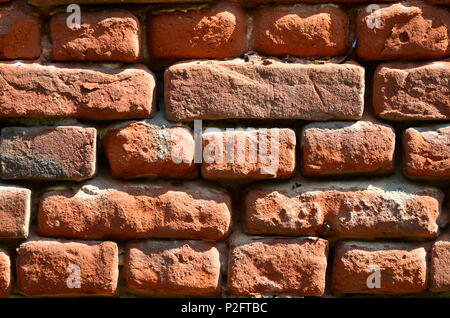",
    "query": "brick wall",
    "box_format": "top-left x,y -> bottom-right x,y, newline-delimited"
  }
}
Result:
0,0 -> 449,298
